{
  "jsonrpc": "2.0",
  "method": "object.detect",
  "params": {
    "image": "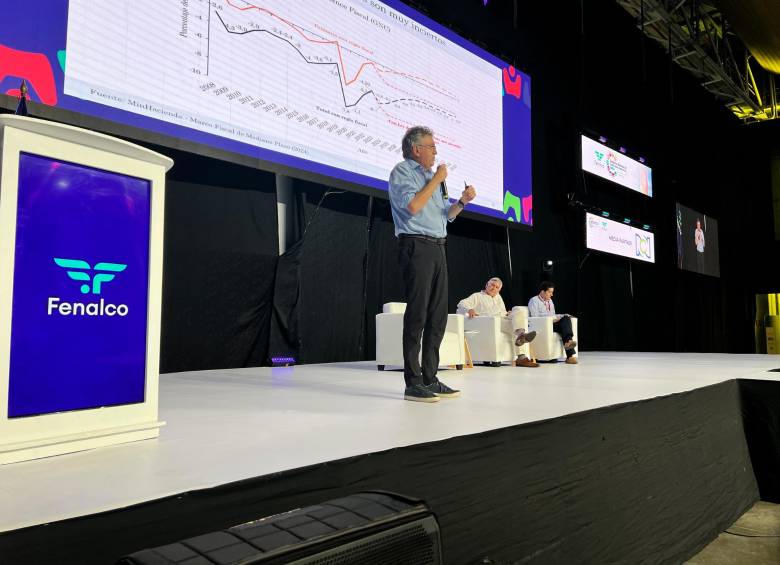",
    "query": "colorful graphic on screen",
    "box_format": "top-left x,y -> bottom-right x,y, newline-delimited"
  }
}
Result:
0,0 -> 532,226
585,212 -> 655,263
581,135 -> 652,197
675,203 -> 720,277
8,153 -> 151,418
